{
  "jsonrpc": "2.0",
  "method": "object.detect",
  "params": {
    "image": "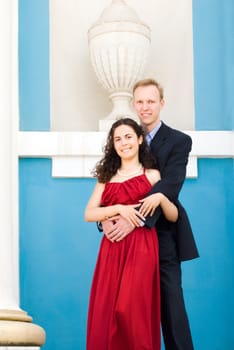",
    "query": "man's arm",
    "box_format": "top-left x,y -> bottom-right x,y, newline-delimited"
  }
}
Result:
150,134 -> 192,200
142,134 -> 192,228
